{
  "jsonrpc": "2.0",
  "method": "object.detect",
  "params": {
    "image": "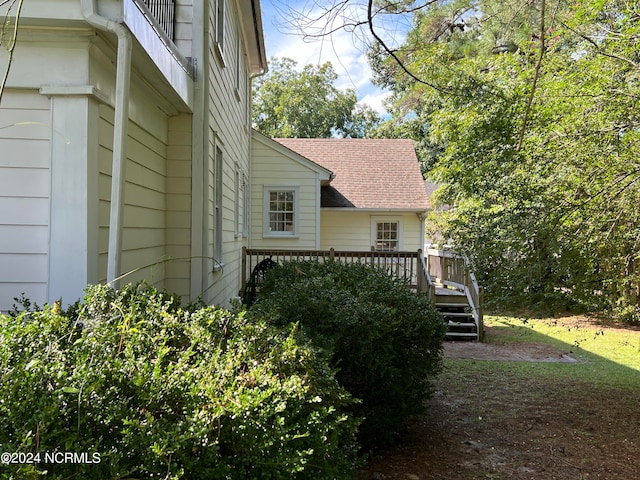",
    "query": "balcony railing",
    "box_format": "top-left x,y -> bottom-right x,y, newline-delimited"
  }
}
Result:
140,0 -> 175,41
